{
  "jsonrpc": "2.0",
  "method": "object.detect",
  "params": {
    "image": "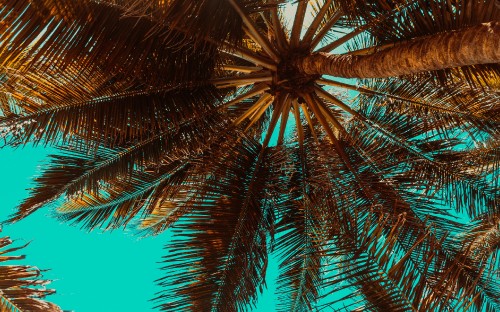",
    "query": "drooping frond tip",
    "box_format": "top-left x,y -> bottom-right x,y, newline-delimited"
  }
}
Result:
0,236 -> 62,312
